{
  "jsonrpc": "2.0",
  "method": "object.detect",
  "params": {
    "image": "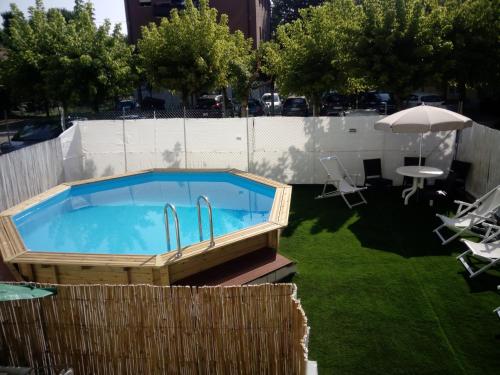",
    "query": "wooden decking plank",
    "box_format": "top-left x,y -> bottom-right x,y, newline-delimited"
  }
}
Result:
174,248 -> 295,286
